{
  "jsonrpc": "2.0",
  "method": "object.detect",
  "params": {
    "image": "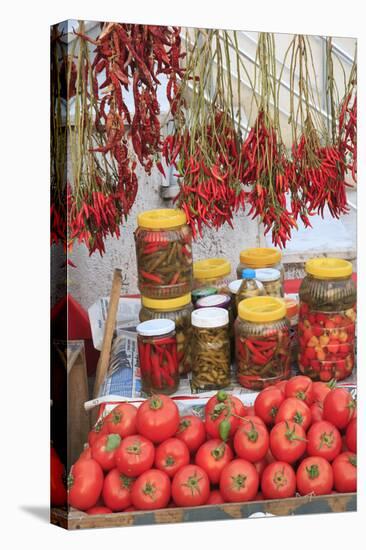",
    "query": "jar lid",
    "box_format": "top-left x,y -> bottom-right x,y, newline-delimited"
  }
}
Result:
242,268 -> 256,279
191,307 -> 229,328
137,208 -> 186,229
193,258 -> 231,280
136,319 -> 175,336
228,280 -> 243,295
305,258 -> 353,279
284,295 -> 299,318
238,296 -> 286,322
191,287 -> 218,301
239,247 -> 281,267
255,268 -> 281,282
141,293 -> 191,310
196,294 -> 231,309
